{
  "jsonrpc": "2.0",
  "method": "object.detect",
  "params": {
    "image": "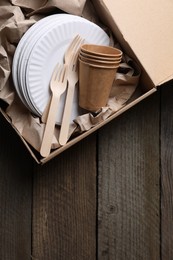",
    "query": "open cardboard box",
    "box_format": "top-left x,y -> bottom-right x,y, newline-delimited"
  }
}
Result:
1,0 -> 173,164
